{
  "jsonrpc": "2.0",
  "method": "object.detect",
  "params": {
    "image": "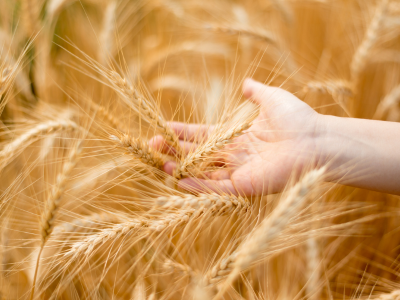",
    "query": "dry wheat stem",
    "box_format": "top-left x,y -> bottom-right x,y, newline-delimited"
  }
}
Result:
110,134 -> 164,169
30,143 -> 82,300
66,194 -> 249,260
0,120 -> 79,169
350,0 -> 389,85
305,237 -> 320,300
209,168 -> 325,288
109,71 -> 183,155
205,24 -> 276,46
175,121 -> 252,178
374,84 -> 400,120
